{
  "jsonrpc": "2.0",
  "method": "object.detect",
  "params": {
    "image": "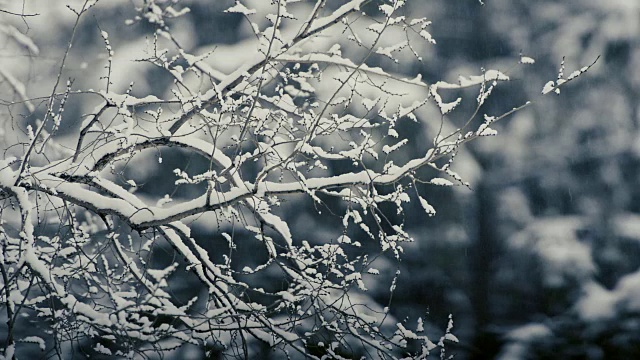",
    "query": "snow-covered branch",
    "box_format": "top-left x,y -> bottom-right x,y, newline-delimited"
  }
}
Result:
0,0 -> 594,358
